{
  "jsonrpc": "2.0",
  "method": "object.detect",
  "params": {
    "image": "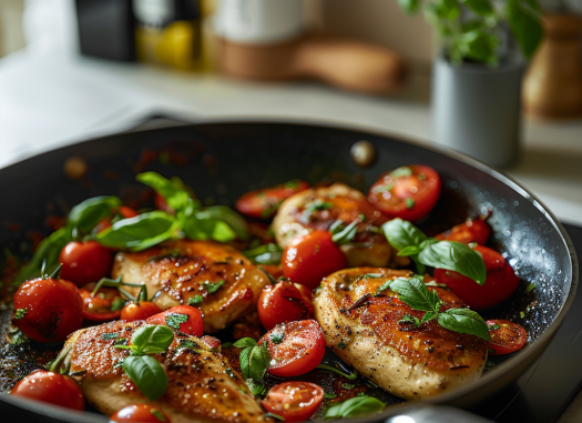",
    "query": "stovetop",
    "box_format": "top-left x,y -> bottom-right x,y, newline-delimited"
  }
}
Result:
471,223 -> 582,422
